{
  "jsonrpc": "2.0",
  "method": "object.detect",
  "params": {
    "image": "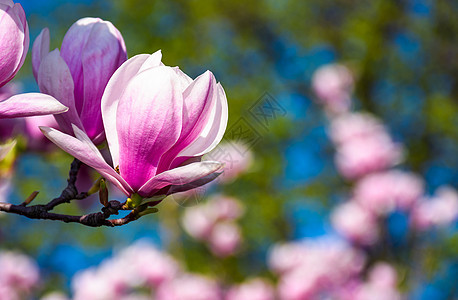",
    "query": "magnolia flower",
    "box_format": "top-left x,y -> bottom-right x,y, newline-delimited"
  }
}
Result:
353,170 -> 424,215
0,251 -> 40,294
42,51 -> 228,204
226,278 -> 275,300
208,222 -> 242,257
331,201 -> 379,245
32,17 -> 127,144
0,0 -> 28,88
311,64 -> 354,114
155,274 -> 222,300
